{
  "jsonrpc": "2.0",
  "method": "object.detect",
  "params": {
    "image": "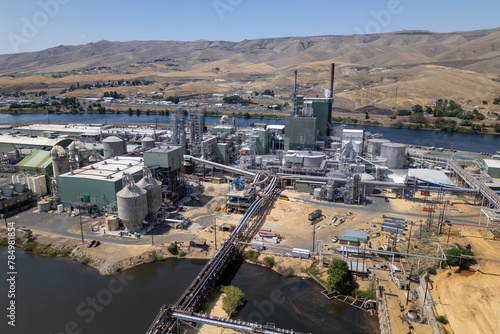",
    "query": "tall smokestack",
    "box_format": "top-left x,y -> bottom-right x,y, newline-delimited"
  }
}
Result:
294,70 -> 298,96
330,63 -> 335,99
